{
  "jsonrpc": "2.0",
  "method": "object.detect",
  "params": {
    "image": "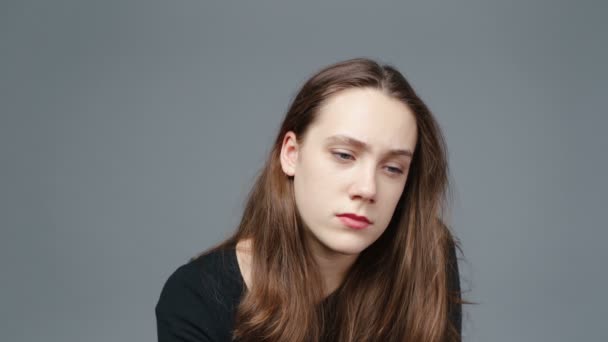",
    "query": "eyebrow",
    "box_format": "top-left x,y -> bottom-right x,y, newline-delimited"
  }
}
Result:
324,134 -> 413,159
